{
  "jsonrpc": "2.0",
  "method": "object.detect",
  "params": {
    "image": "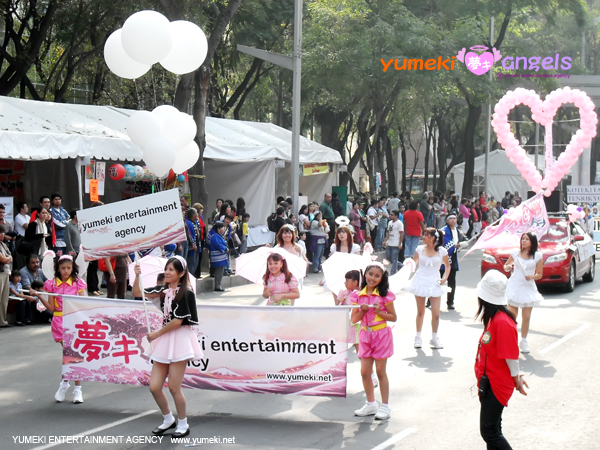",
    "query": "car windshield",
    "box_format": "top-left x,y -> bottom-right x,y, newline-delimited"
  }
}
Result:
539,224 -> 569,243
